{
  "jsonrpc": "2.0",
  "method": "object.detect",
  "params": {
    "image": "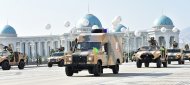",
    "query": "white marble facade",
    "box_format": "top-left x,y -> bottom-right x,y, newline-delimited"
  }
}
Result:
0,14 -> 180,62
